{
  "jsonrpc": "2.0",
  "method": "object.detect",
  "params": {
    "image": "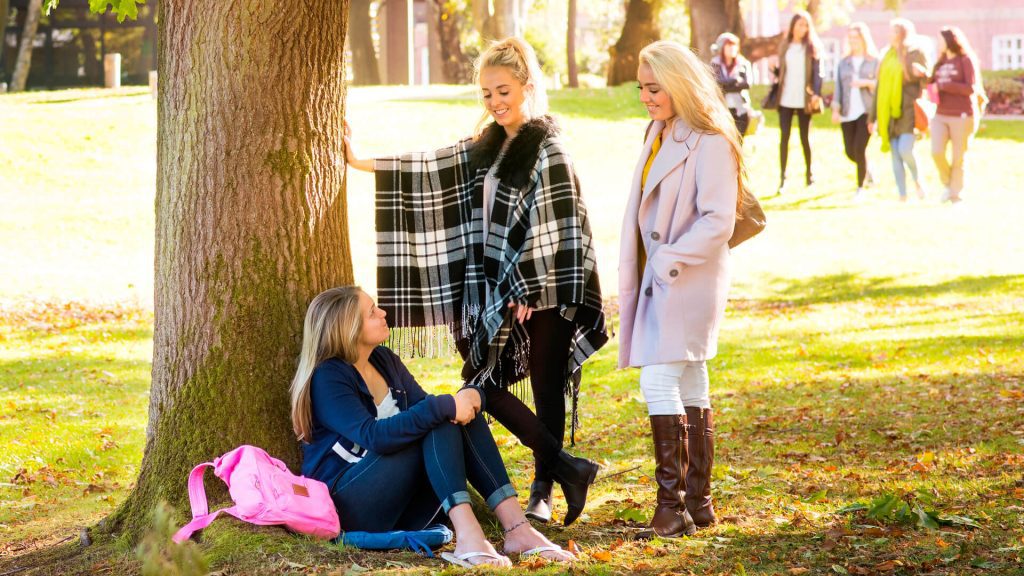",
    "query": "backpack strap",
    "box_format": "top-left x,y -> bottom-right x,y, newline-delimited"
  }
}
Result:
185,461 -> 215,518
172,506 -> 245,543
172,461 -> 236,544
